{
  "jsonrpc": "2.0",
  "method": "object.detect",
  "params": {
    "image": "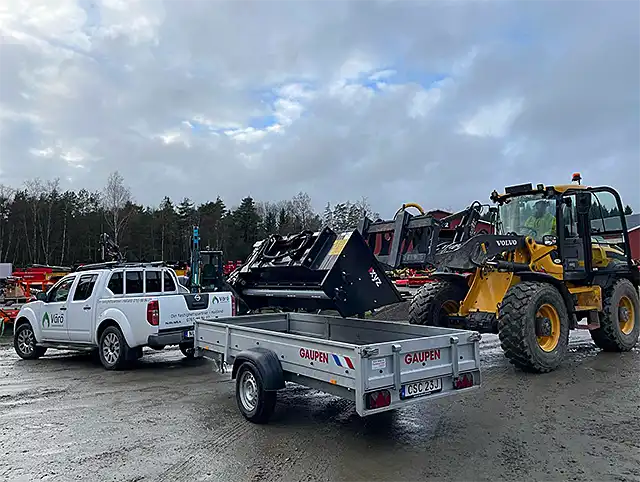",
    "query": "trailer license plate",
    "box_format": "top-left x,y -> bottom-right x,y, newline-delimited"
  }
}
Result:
400,378 -> 443,399
183,330 -> 194,338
